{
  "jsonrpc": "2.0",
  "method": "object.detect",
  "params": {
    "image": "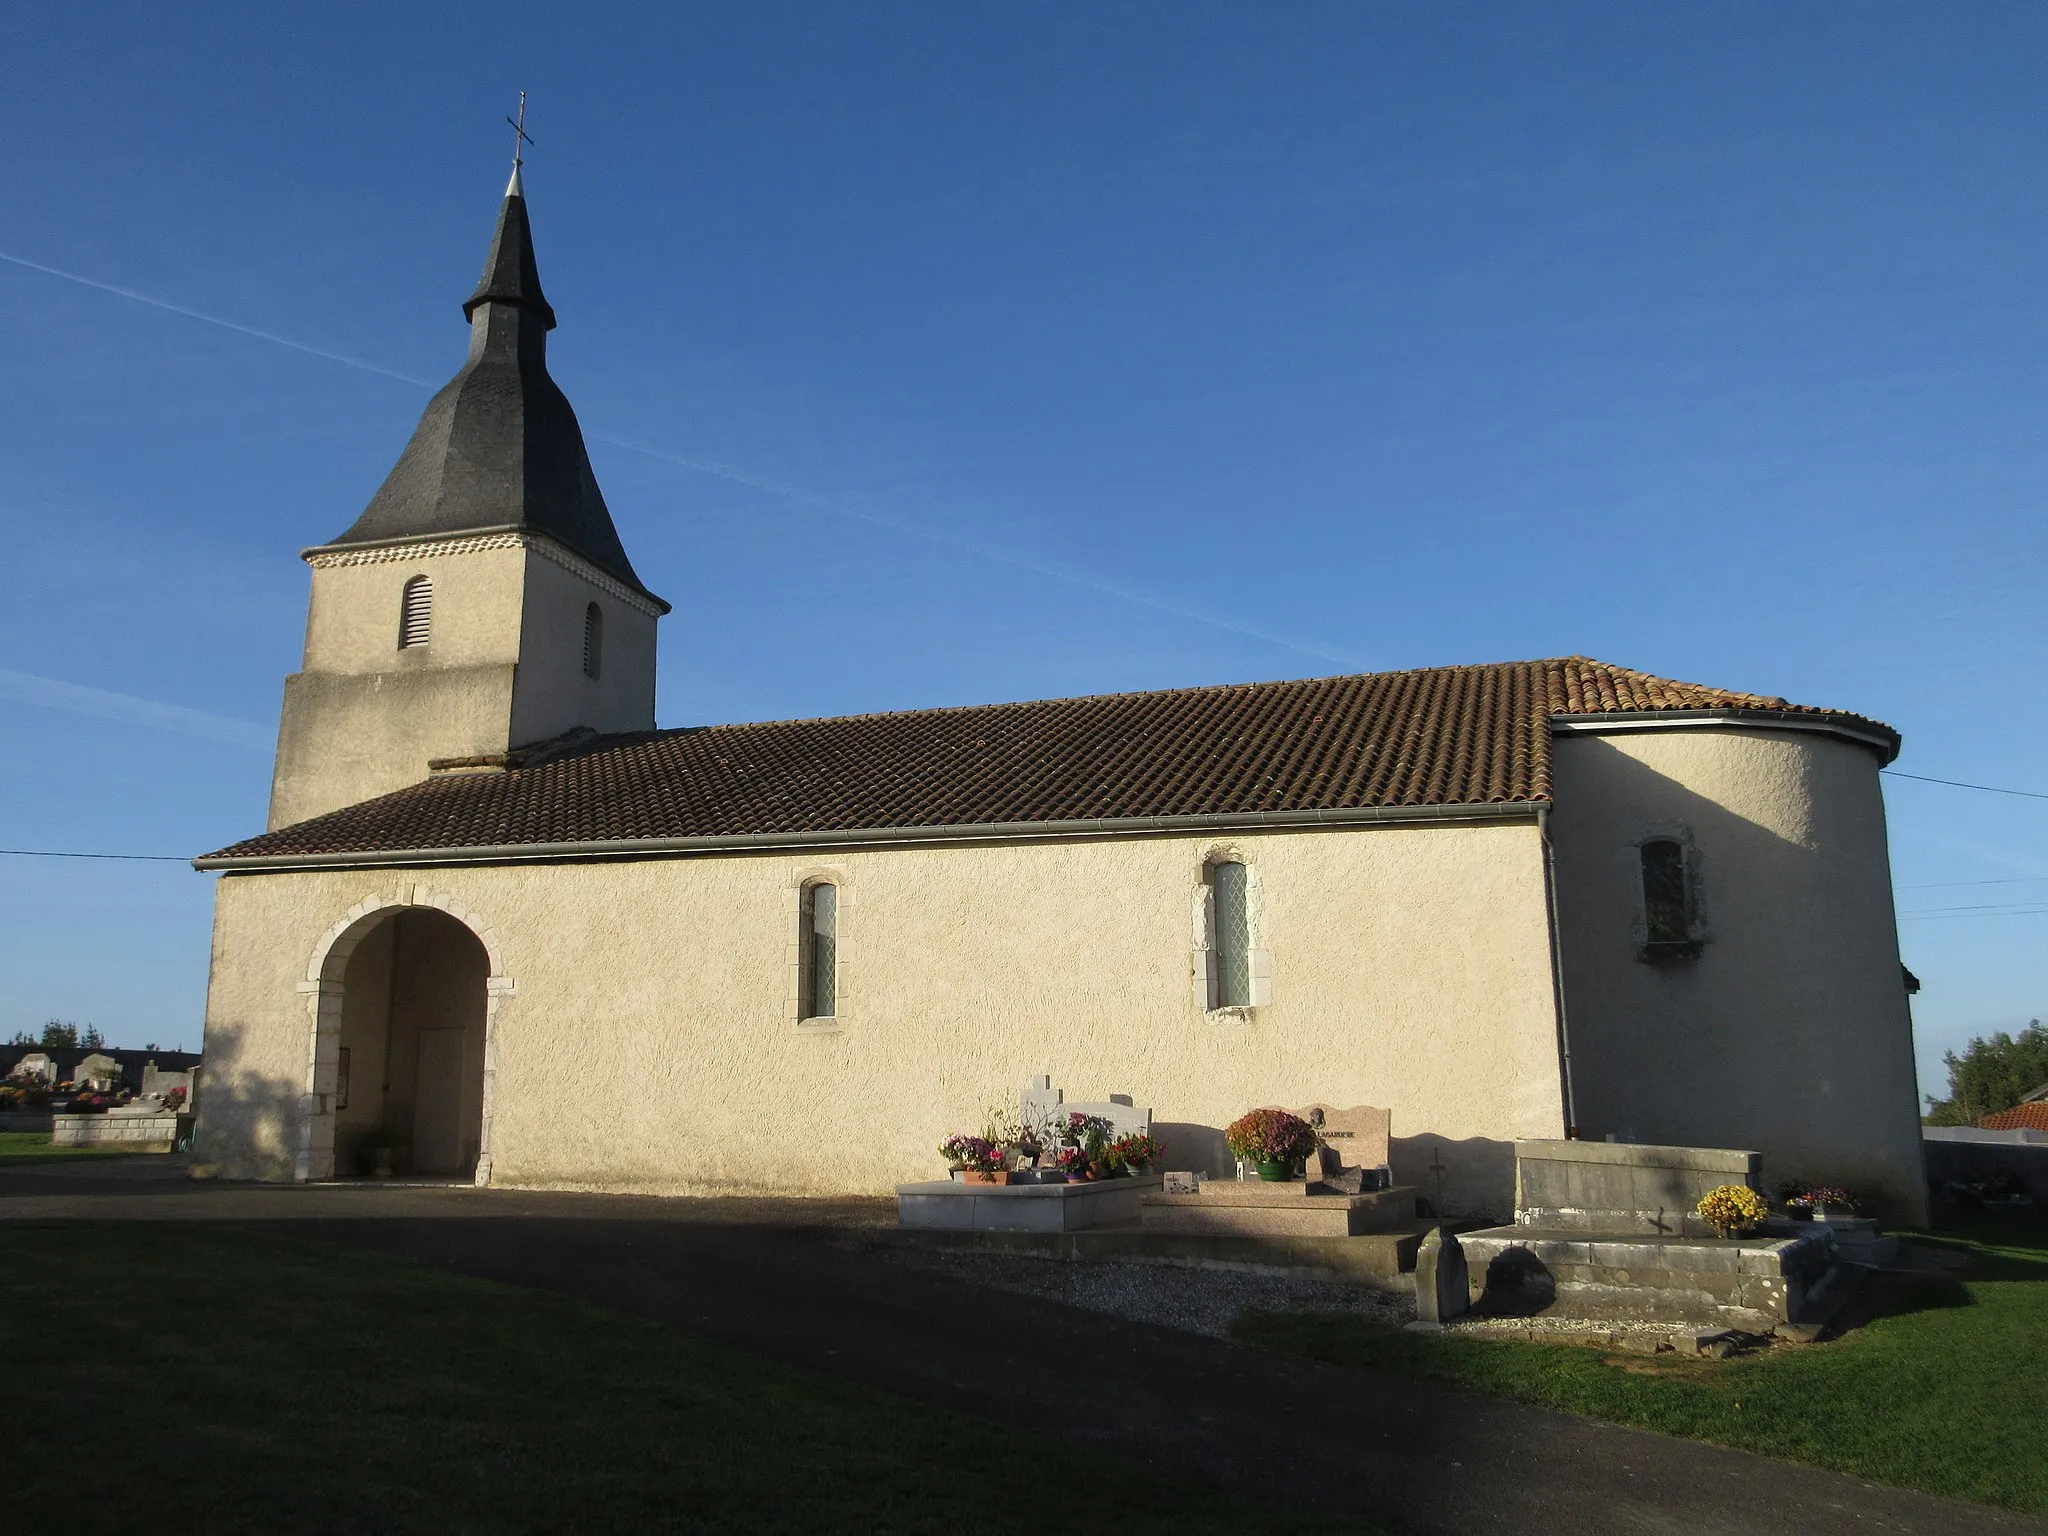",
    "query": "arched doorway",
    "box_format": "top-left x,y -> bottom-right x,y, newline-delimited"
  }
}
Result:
327,907 -> 490,1179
